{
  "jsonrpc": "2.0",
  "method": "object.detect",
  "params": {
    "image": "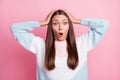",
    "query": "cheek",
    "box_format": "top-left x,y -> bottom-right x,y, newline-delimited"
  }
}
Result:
52,27 -> 58,35
65,26 -> 69,33
65,30 -> 69,35
64,28 -> 69,36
